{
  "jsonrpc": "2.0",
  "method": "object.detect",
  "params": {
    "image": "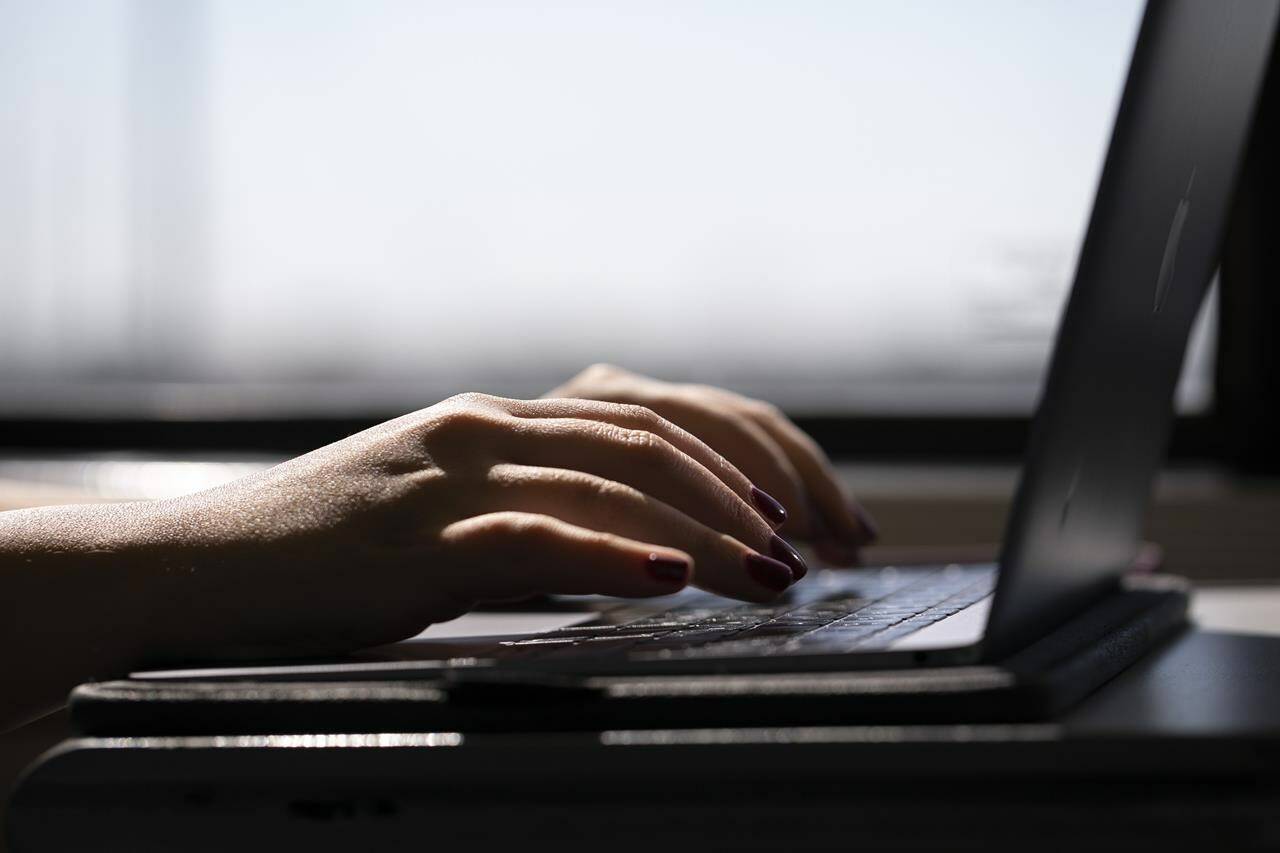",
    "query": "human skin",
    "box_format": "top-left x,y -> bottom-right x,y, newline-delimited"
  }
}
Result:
547,365 -> 877,561
0,367 -> 875,730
